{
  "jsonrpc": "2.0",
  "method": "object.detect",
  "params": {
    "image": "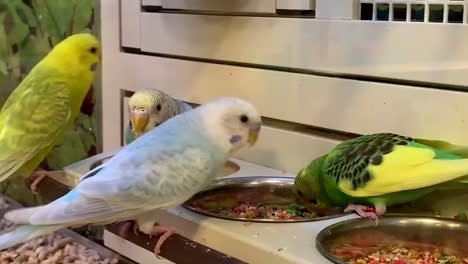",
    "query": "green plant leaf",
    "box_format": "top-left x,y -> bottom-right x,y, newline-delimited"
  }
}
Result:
0,3 -> 7,13
0,10 -> 10,58
0,73 -> 19,108
0,60 -> 6,75
1,1 -> 38,81
32,0 -> 63,45
0,11 -> 8,76
46,127 -> 90,170
44,0 -> 75,38
46,113 -> 97,170
11,1 -> 36,28
19,34 -> 49,74
31,0 -> 95,43
70,0 -> 94,35
75,112 -> 97,151
3,1 -> 36,47
4,9 -> 29,48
